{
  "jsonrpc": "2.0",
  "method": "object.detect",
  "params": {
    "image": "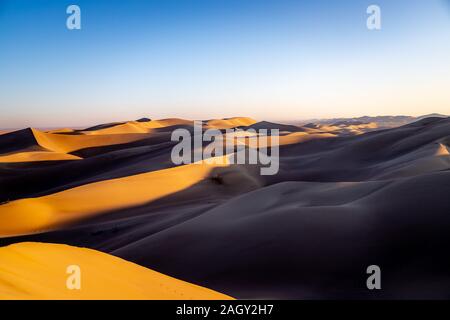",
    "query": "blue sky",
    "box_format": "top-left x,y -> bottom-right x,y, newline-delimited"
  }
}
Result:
0,0 -> 449,127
